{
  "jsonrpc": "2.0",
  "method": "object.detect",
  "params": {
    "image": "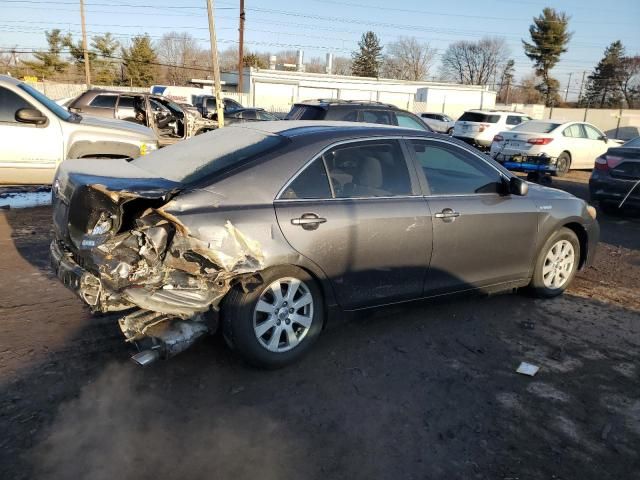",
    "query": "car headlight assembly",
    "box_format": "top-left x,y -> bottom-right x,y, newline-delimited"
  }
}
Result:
139,142 -> 158,156
586,204 -> 597,220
